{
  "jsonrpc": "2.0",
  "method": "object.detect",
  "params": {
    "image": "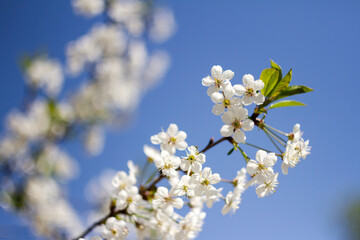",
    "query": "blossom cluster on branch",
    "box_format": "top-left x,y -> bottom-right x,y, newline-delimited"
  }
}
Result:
74,62 -> 312,240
